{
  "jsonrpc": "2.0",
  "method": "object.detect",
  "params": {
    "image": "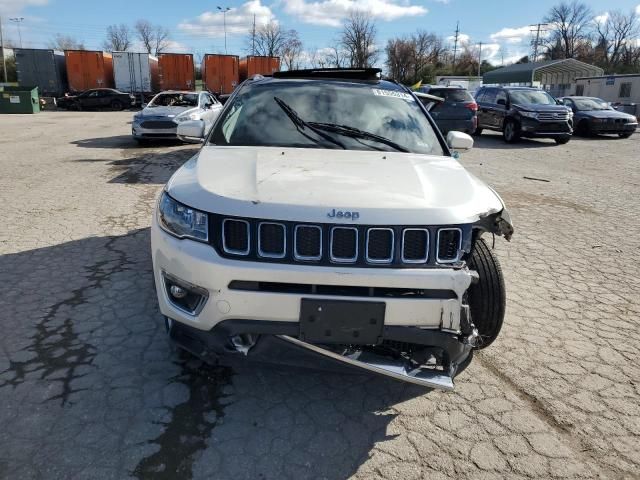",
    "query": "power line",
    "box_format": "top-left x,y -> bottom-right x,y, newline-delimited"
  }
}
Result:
452,21 -> 459,67
529,23 -> 549,62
